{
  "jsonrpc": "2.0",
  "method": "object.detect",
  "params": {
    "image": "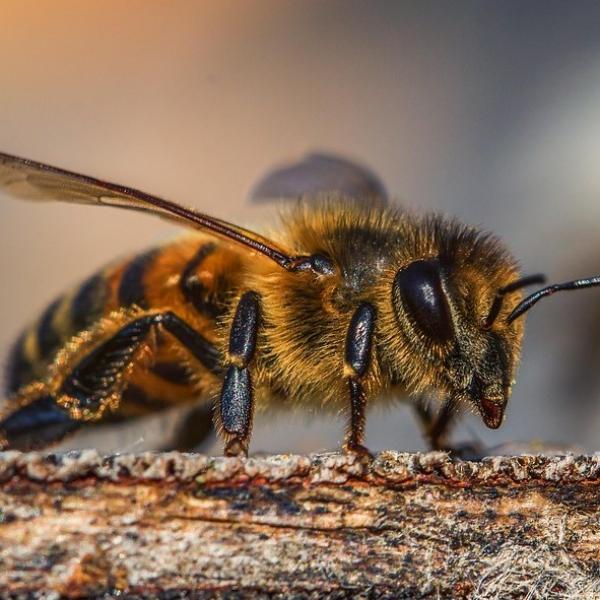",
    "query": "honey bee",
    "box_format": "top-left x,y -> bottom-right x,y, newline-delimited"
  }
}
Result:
0,151 -> 598,456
